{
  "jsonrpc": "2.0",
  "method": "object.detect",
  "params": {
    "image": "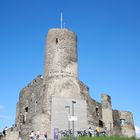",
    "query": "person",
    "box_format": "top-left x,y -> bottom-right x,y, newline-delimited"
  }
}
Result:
36,130 -> 40,139
88,127 -> 92,137
3,126 -> 7,137
44,131 -> 47,140
95,127 -> 100,136
18,136 -> 22,140
30,131 -> 35,140
2,129 -> 6,137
